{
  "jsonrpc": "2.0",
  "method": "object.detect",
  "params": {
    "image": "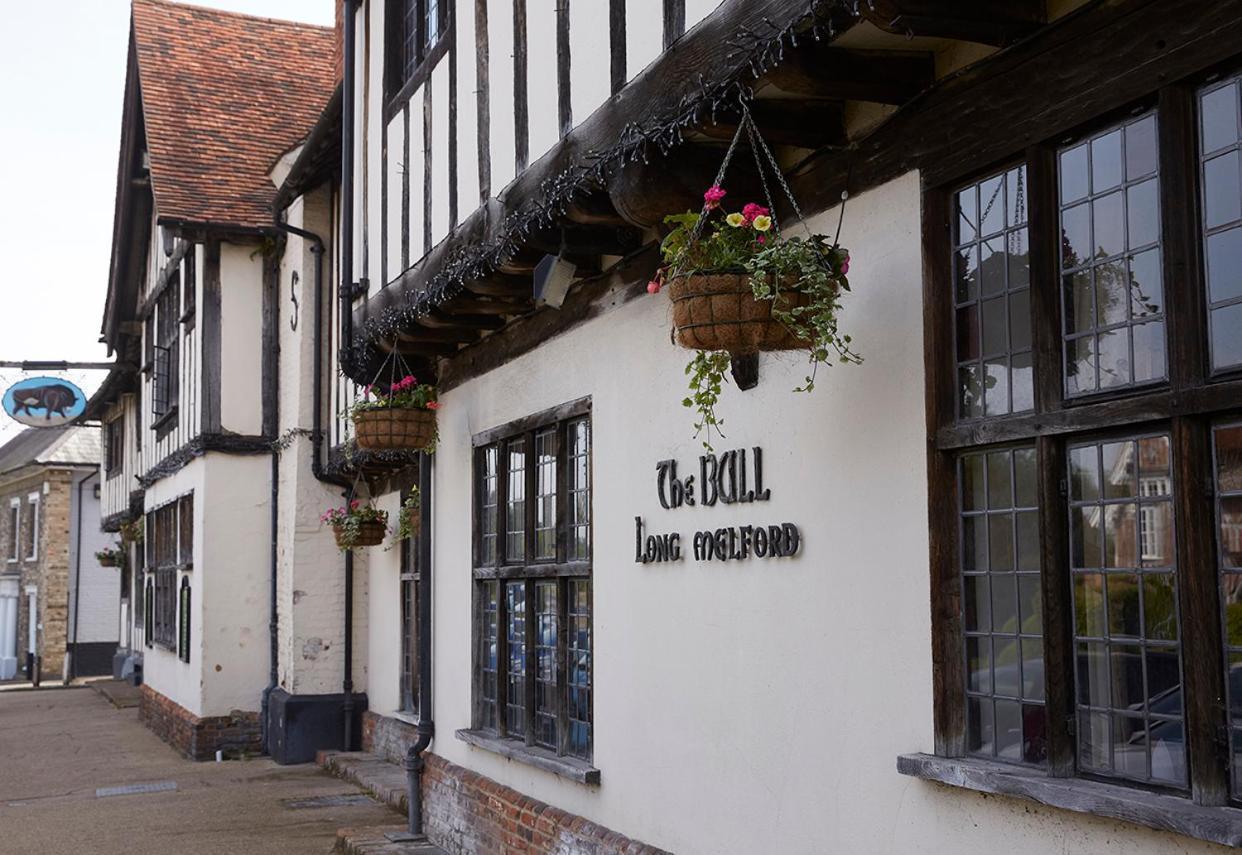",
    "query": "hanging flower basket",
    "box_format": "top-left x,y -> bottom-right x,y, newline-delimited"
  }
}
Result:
350,374 -> 440,452
354,407 -> 437,452
95,547 -> 123,568
646,105 -> 862,449
668,272 -> 811,353
334,520 -> 386,549
322,501 -> 389,551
